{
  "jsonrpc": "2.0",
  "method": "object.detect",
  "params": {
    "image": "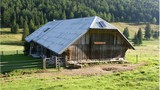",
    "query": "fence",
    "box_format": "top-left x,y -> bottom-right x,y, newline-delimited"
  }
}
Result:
1,59 -> 43,73
0,50 -> 24,55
